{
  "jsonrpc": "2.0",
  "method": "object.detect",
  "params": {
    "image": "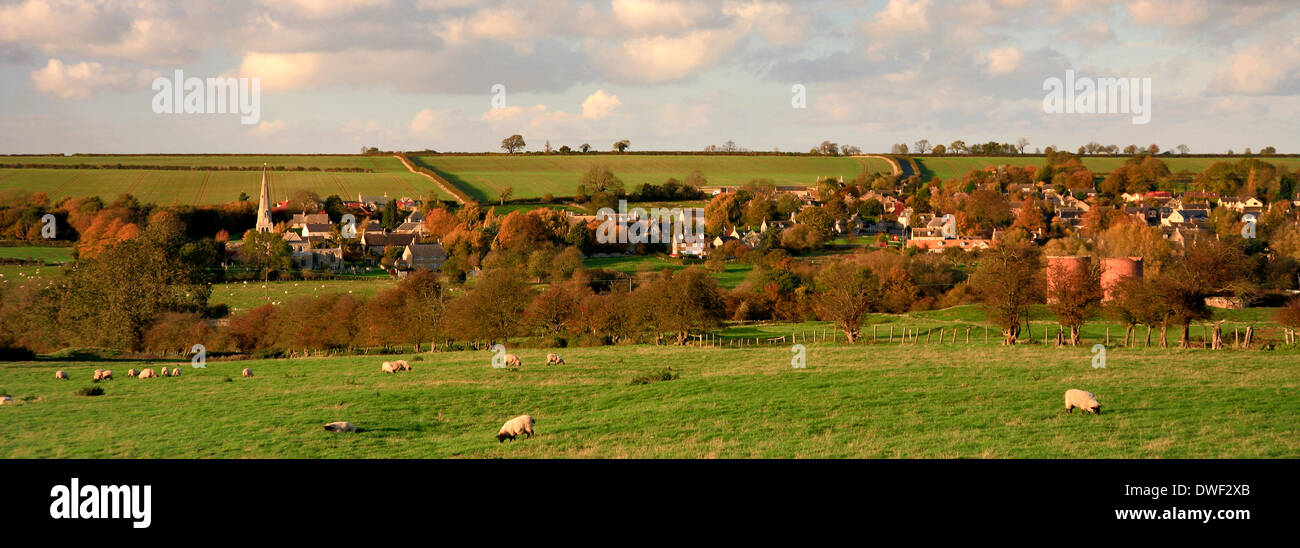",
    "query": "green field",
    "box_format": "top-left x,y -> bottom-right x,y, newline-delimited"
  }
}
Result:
0,156 -> 444,206
211,274 -> 399,312
915,156 -> 1300,181
0,246 -> 72,263
2,342 -> 1296,458
583,254 -> 754,288
419,155 -> 896,202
